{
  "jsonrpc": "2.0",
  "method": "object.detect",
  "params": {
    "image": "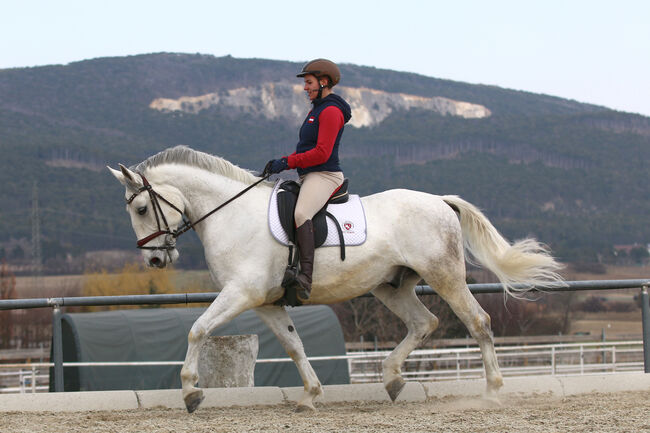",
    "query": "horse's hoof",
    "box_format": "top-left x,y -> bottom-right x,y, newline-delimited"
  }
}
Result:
386,377 -> 406,402
483,394 -> 502,407
483,388 -> 502,406
296,403 -> 316,413
184,390 -> 205,413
